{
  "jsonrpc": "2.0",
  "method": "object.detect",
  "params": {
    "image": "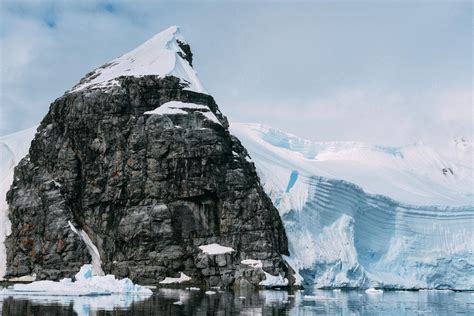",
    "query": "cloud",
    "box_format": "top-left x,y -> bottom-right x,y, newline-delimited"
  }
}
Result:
0,0 -> 471,148
228,85 -> 472,146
